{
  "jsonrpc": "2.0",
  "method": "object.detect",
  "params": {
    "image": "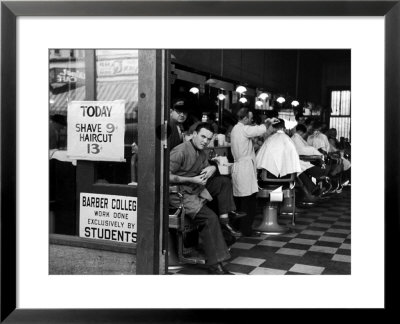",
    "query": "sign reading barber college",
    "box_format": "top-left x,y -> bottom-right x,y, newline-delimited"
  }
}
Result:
67,100 -> 125,161
79,193 -> 137,243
